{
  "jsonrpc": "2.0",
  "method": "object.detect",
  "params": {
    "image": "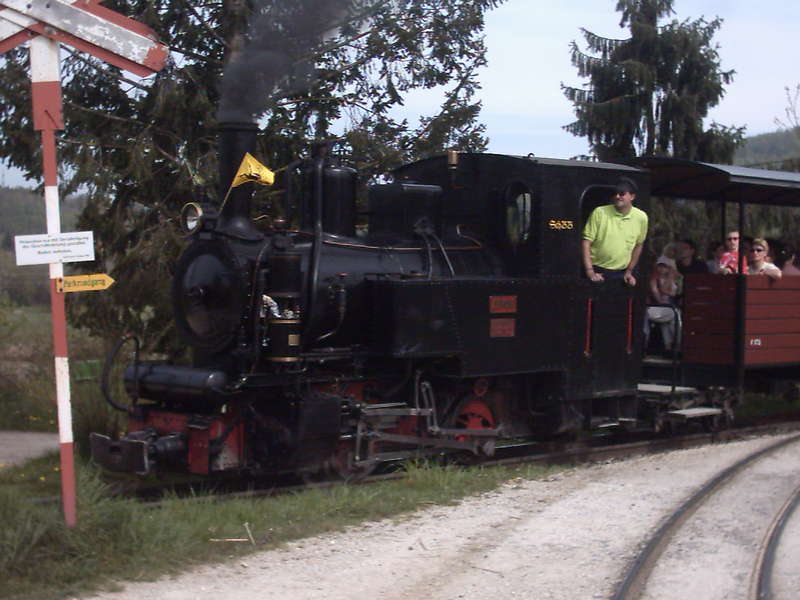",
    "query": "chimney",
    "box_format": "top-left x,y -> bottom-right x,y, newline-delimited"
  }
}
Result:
216,121 -> 263,241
